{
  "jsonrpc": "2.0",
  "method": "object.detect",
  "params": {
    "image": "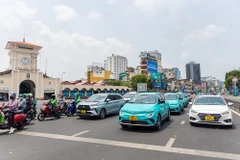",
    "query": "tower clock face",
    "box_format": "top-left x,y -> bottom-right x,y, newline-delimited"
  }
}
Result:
21,57 -> 29,65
